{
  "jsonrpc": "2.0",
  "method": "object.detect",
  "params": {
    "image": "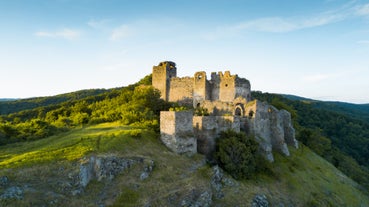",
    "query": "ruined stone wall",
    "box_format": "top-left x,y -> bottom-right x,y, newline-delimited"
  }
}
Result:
160,111 -> 197,154
235,78 -> 251,101
245,100 -> 298,161
168,77 -> 194,105
193,116 -> 240,158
